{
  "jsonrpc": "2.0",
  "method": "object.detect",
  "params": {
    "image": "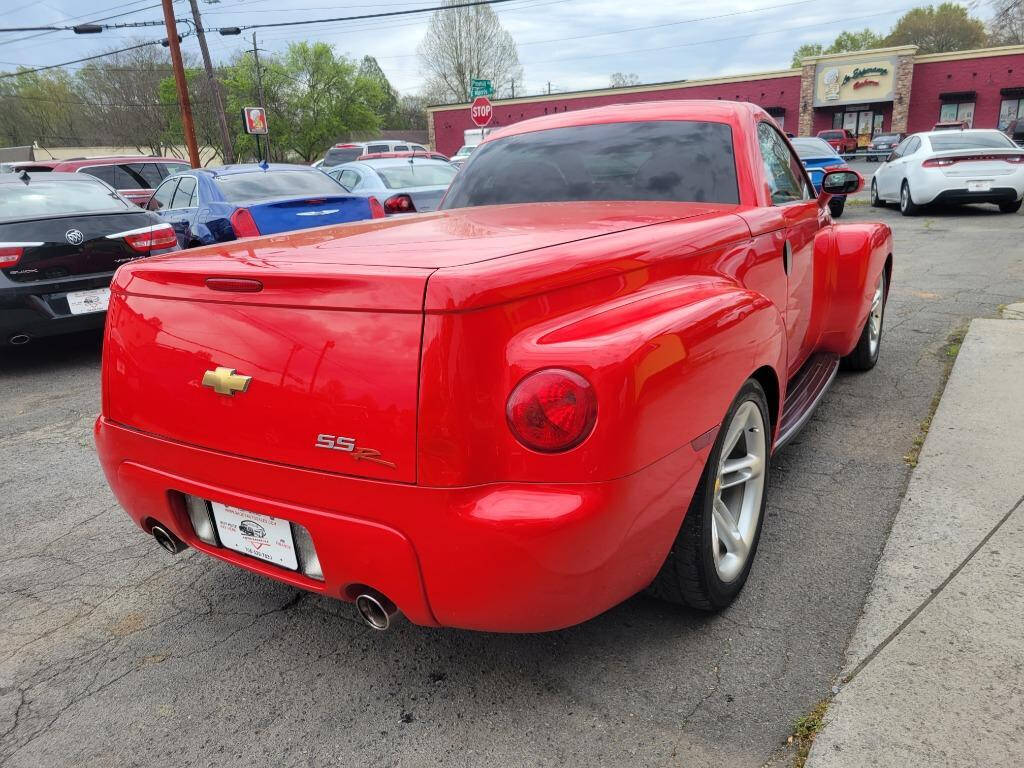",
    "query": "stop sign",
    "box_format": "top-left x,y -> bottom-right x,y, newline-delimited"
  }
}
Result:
470,96 -> 493,127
